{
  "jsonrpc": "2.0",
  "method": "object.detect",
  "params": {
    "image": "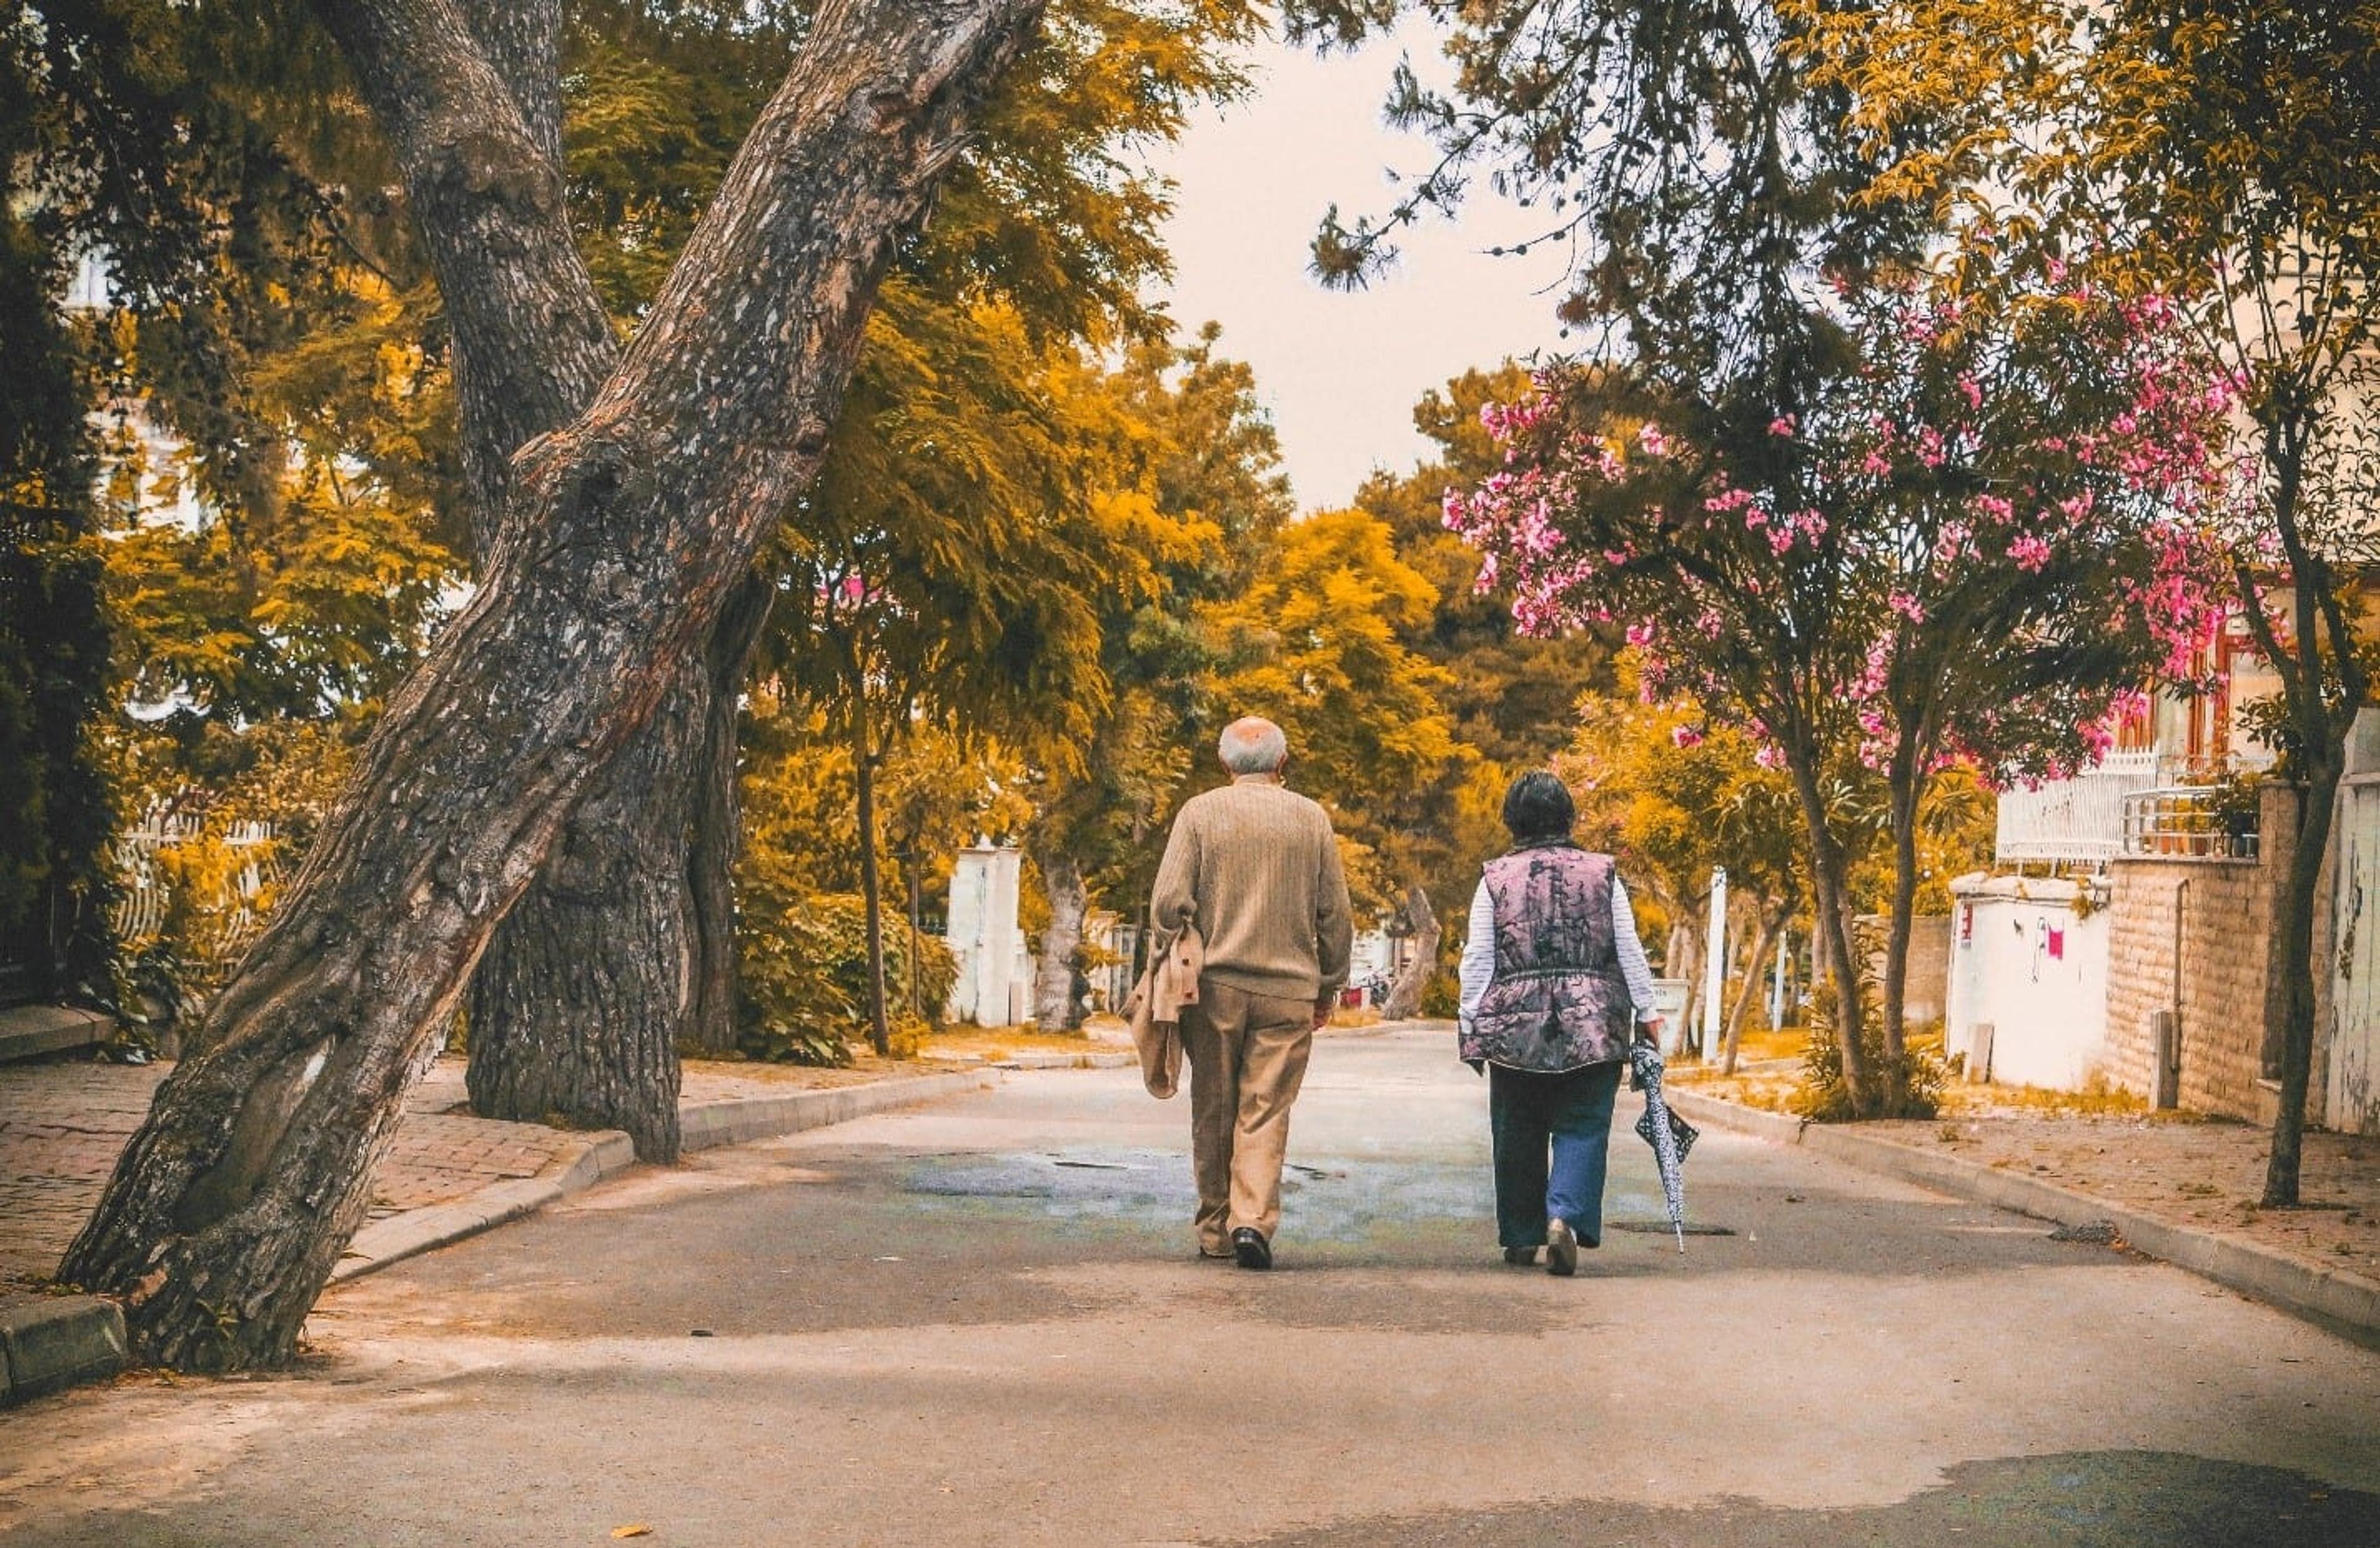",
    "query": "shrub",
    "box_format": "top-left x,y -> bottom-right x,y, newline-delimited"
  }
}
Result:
736,890 -> 956,1064
1794,955 -> 1944,1122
